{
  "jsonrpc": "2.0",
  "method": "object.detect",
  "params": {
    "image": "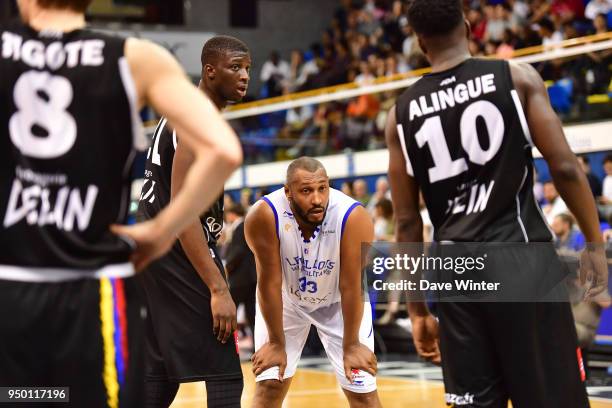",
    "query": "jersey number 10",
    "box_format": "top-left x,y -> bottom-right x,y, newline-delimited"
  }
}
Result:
410,100 -> 505,183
